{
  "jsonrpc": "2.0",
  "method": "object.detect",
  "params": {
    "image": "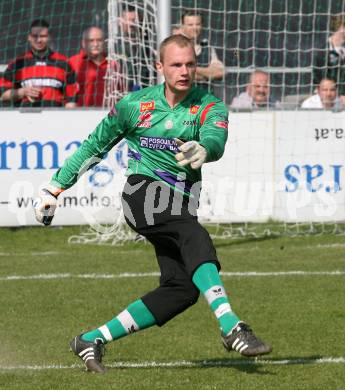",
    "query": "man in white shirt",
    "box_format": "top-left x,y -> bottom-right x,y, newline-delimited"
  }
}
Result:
230,70 -> 279,109
313,14 -> 345,105
180,11 -> 224,83
301,78 -> 343,109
